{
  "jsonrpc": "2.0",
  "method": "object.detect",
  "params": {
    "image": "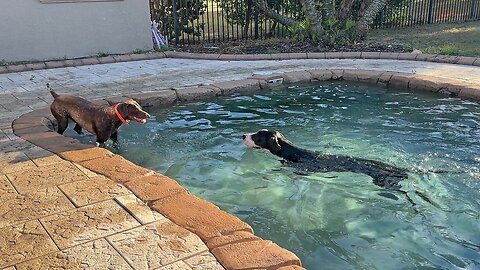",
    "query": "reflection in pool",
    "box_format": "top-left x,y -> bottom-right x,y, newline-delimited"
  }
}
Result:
70,82 -> 480,269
